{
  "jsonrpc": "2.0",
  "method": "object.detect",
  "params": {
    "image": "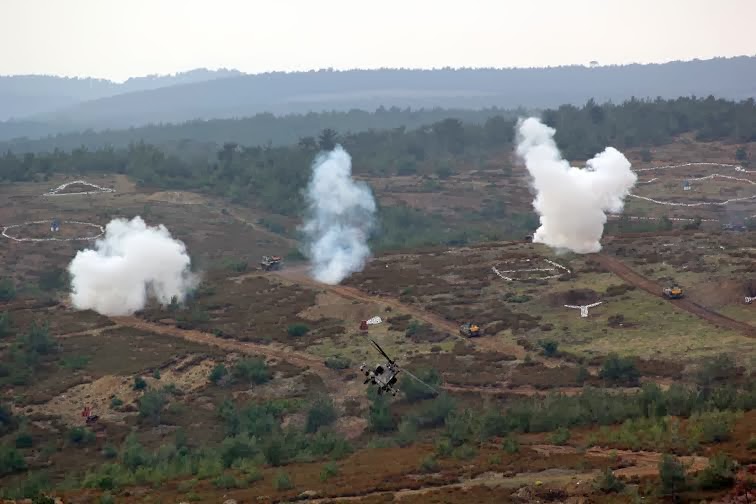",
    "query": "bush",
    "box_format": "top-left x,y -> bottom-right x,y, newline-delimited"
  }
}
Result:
549,427 -> 570,445
501,436 -> 520,454
420,455 -> 439,473
62,354 -> 90,370
138,390 -> 167,425
659,454 -> 687,495
416,393 -> 456,429
133,376 -> 147,390
102,444 -> 118,459
225,259 -> 248,273
67,427 -> 95,446
0,445 -> 26,475
538,339 -> 559,357
110,397 -> 123,409
324,355 -> 351,370
697,453 -> 736,490
305,397 -> 337,433
368,396 -> 395,433
209,363 -> 228,384
0,278 -> 16,302
213,473 -> 238,489
233,358 -> 271,385
320,462 -> 339,482
99,493 -> 115,504
14,433 -> 32,449
445,409 -> 477,447
287,324 -> 310,337
594,467 -> 625,493
23,322 -> 55,355
689,410 -> 738,443
396,417 -> 418,447
400,368 -> 440,403
0,312 -> 11,338
273,471 -> 293,491
600,353 -> 640,386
